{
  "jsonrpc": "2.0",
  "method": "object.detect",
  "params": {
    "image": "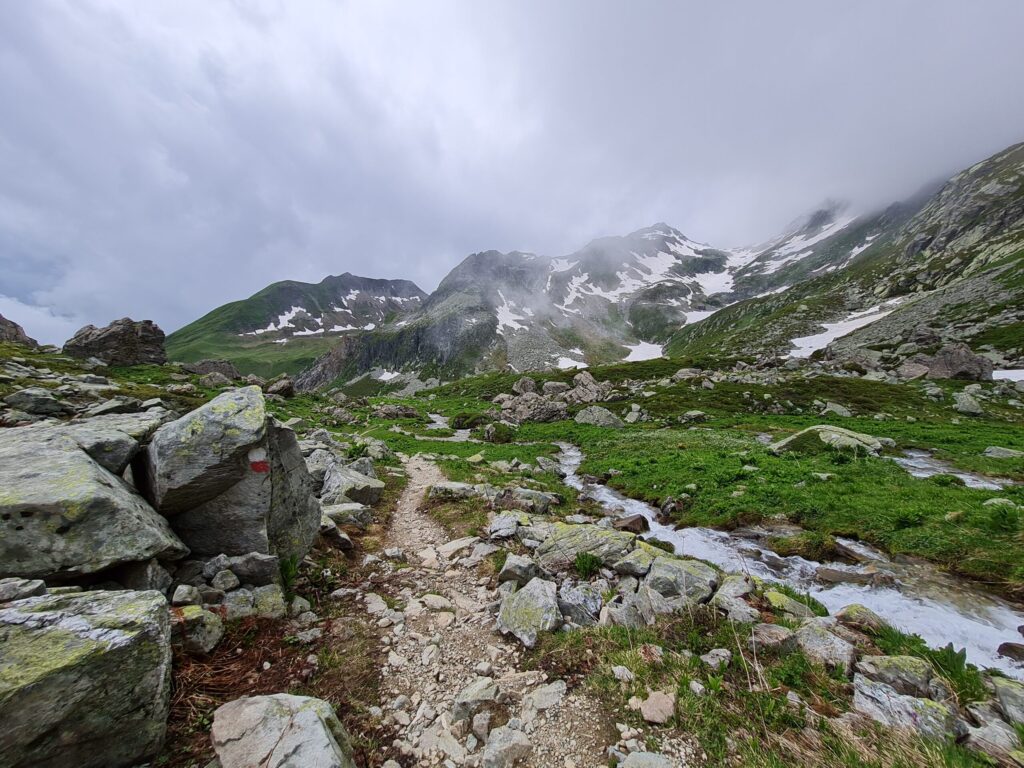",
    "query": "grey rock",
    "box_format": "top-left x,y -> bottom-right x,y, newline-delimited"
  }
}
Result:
171,605 -> 225,654
748,623 -> 797,654
535,523 -> 635,571
645,556 -> 718,602
992,677 -> 1024,726
497,554 -> 541,587
855,655 -> 950,700
117,558 -> 173,593
770,425 -> 886,456
923,343 -> 993,381
452,676 -> 499,722
172,584 -> 202,606
0,577 -> 46,603
574,405 -> 625,428
63,317 -> 166,366
984,446 -> 1024,459
0,312 -> 37,347
852,675 -> 957,740
199,371 -> 233,389
481,725 -> 532,768
557,580 -> 603,626
0,590 -> 172,768
226,552 -> 280,586
3,386 -> 66,415
320,463 -> 385,506
212,694 -> 356,768
953,391 -> 984,416
622,752 -> 675,767
0,428 -> 187,580
182,359 -> 241,380
497,577 -> 561,647
211,569 -> 240,591
794,621 -> 857,675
